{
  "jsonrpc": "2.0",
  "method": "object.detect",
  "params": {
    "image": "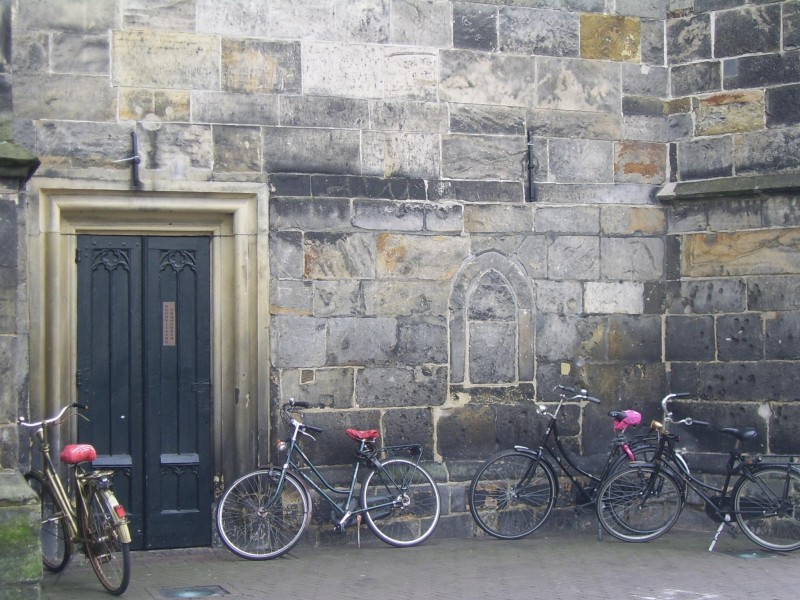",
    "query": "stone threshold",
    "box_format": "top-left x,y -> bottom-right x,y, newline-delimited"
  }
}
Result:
658,173 -> 800,202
